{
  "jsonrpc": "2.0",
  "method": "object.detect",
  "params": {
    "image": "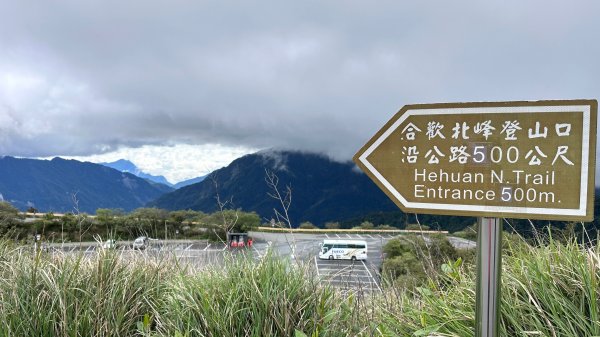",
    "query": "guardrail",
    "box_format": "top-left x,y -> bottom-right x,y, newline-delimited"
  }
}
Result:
254,227 -> 448,235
